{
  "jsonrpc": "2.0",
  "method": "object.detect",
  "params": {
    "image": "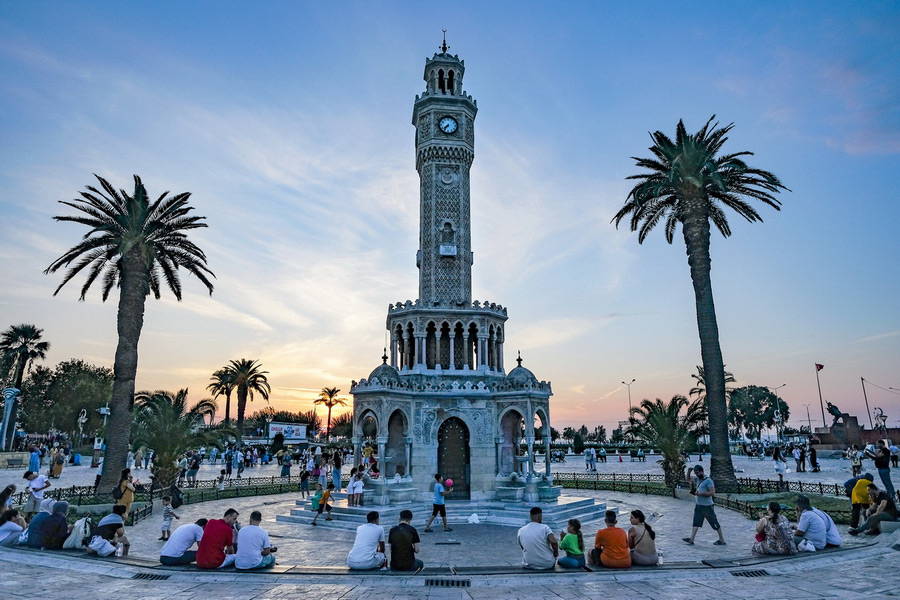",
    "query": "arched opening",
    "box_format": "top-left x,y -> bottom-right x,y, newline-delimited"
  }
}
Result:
425,321 -> 437,369
467,322 -> 478,369
405,322 -> 416,369
438,417 -> 470,499
453,322 -> 465,369
438,69 -> 446,93
393,324 -> 404,368
447,70 -> 455,94
385,410 -> 408,477
439,322 -> 451,369
499,410 -> 525,475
